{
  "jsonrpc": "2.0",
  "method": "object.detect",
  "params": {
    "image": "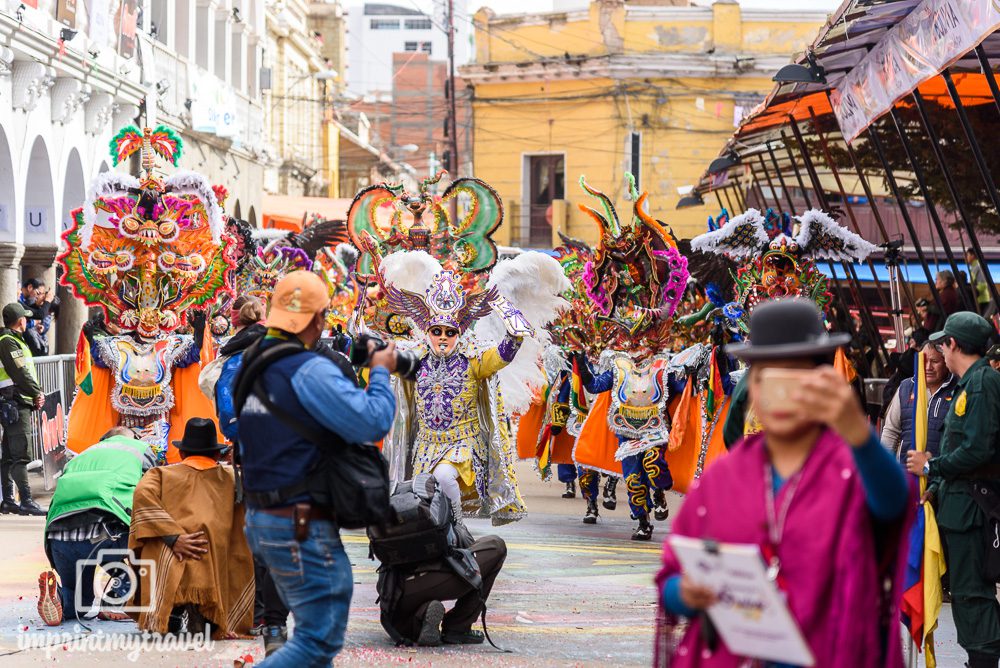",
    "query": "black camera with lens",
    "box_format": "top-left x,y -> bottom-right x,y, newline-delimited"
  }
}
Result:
349,333 -> 422,381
